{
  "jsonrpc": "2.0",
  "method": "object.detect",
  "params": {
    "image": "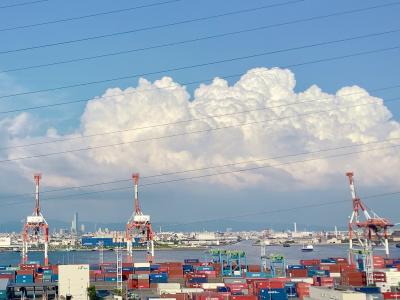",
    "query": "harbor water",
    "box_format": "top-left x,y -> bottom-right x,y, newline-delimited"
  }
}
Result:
1,241 -> 399,266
